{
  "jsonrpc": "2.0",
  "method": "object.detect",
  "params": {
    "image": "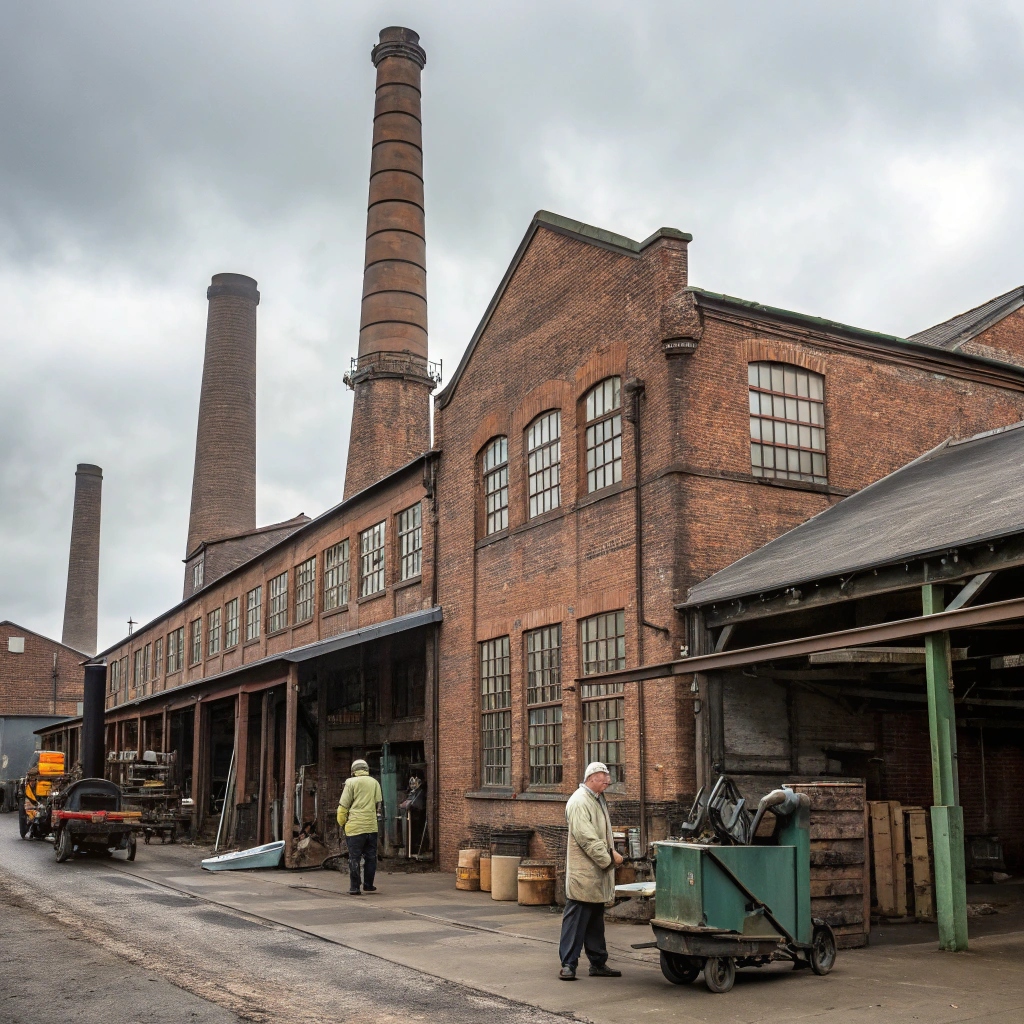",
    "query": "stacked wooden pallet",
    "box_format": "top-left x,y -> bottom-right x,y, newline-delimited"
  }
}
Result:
789,781 -> 869,949
868,800 -> 934,920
